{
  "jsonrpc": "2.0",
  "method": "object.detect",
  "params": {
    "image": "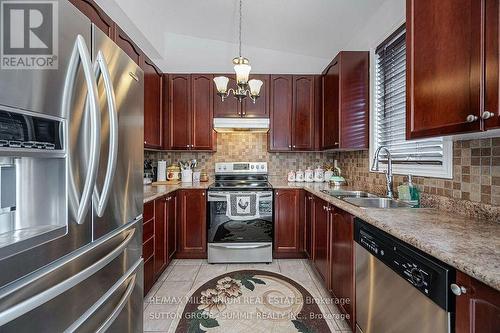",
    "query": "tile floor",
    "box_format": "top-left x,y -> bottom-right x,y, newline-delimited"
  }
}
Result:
143,259 -> 352,333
